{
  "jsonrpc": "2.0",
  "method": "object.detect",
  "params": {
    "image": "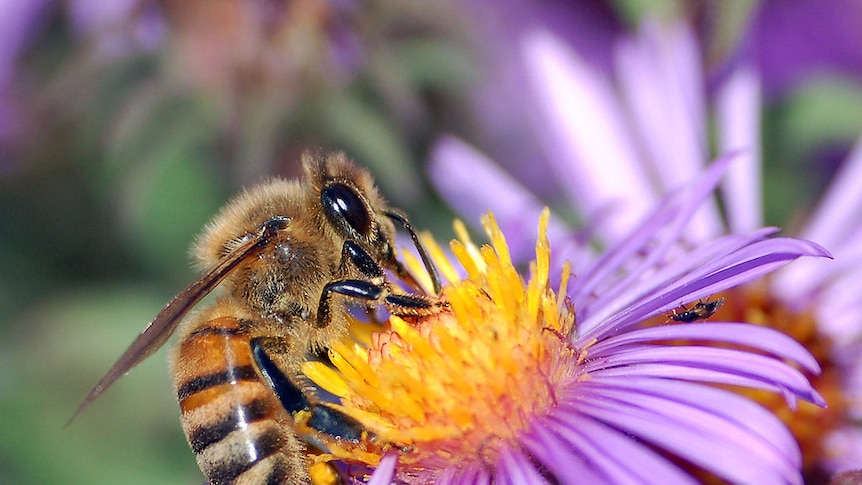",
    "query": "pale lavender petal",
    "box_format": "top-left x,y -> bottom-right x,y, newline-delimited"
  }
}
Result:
580,228 -> 778,331
519,422 -> 606,485
580,345 -> 824,406
575,382 -> 800,473
523,30 -> 657,243
824,427 -> 862,473
576,377 -> 802,467
716,63 -> 764,233
584,236 -> 831,338
773,136 -> 862,300
592,363 -> 816,401
613,20 -> 721,244
541,413 -> 671,484
814,266 -> 862,341
536,411 -> 699,485
496,445 -> 549,485
575,154 -> 736,331
617,21 -> 707,187
568,387 -> 802,484
588,323 -> 821,373
593,237 -> 831,337
428,136 -> 587,265
366,451 -> 397,485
